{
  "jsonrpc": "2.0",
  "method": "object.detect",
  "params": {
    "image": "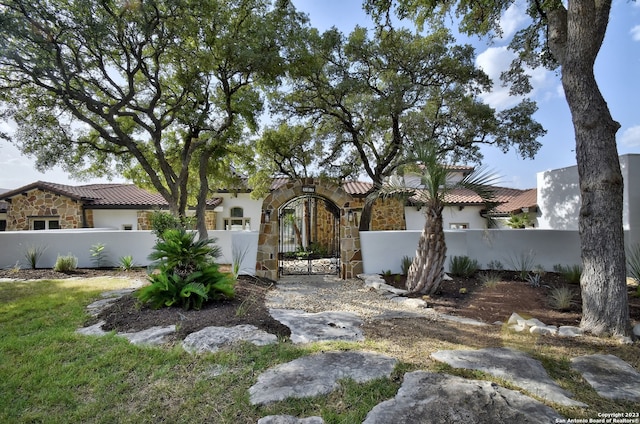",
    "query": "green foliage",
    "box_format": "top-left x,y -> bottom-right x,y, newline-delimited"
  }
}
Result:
548,286 -> 576,311
150,211 -> 187,241
23,245 -> 47,269
53,254 -> 77,273
506,250 -> 536,280
448,256 -> 479,278
506,213 -> 531,229
90,243 -> 108,268
381,269 -> 392,277
231,244 -> 251,280
486,260 -> 504,271
526,273 -> 541,287
478,271 -> 501,288
553,264 -> 582,285
400,255 -> 413,275
626,243 -> 640,284
137,229 -> 233,310
118,255 -> 136,272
